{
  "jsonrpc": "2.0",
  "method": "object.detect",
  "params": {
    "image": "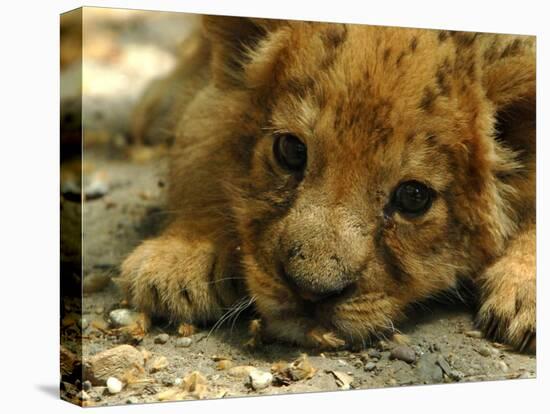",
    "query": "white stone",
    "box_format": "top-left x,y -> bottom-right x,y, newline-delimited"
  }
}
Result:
175,337 -> 192,348
109,309 -> 139,328
107,377 -> 123,394
248,369 -> 273,391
